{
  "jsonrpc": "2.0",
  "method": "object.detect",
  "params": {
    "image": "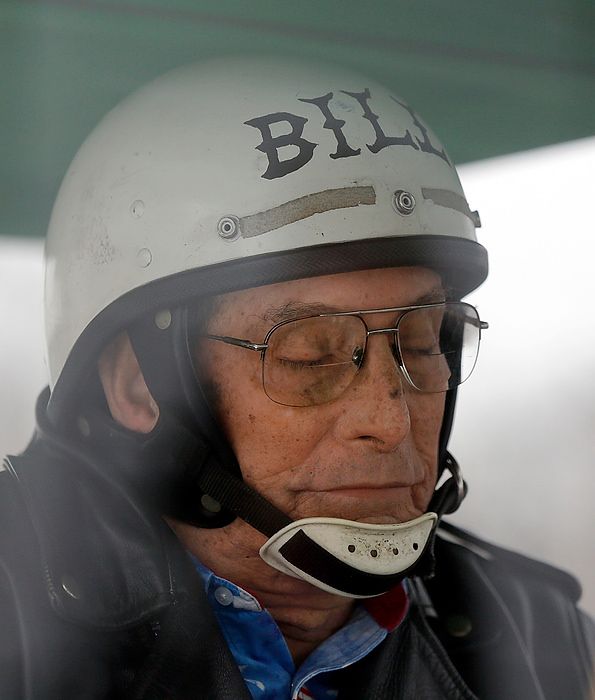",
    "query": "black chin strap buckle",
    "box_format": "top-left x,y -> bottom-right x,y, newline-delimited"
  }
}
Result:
430,452 -> 467,518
